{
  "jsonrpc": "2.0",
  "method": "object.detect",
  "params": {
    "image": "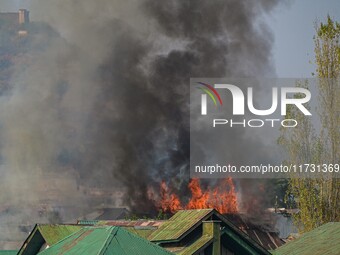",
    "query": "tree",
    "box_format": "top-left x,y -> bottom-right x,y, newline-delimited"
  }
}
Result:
279,16 -> 340,233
